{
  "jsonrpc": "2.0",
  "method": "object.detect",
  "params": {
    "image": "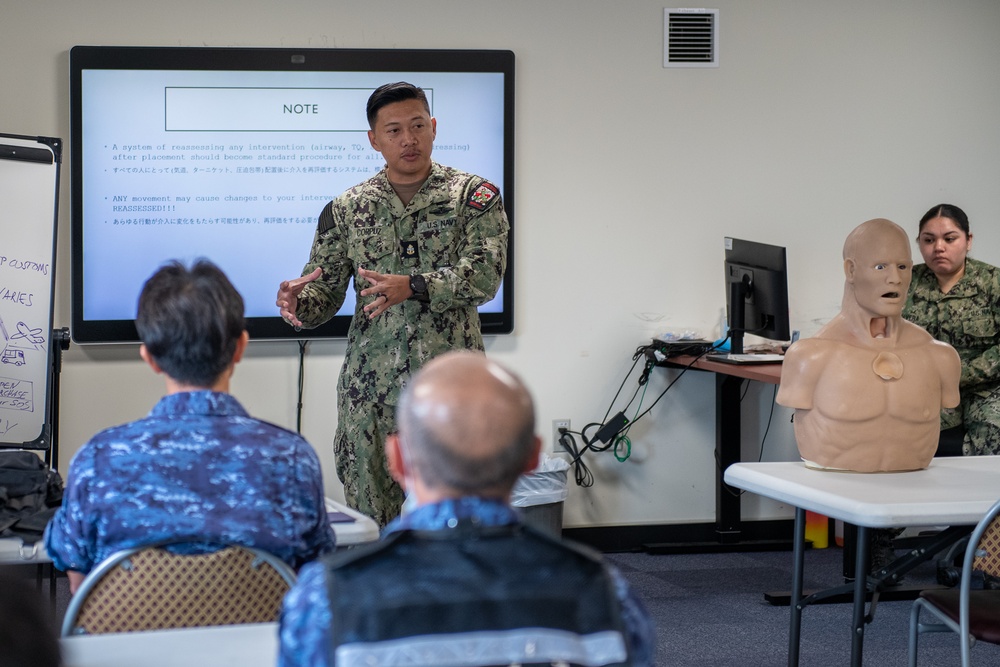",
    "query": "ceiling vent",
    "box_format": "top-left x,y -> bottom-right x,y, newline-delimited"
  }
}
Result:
664,8 -> 719,68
